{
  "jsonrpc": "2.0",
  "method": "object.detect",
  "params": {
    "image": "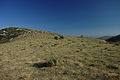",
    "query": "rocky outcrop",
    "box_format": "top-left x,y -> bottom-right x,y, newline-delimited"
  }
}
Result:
0,27 -> 26,43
